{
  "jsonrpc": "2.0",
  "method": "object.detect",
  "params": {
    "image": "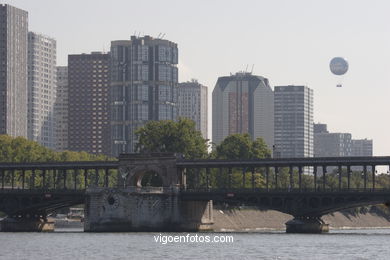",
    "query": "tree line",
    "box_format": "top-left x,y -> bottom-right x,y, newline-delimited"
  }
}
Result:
135,118 -> 390,190
1,118 -> 389,190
